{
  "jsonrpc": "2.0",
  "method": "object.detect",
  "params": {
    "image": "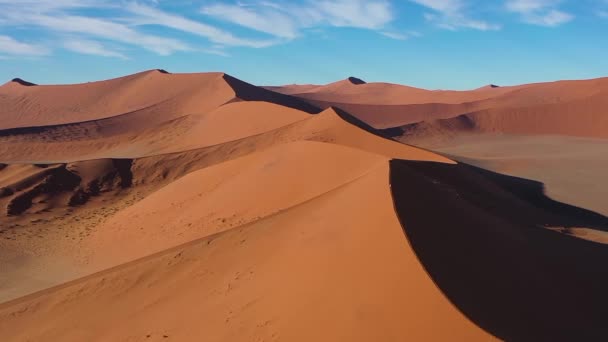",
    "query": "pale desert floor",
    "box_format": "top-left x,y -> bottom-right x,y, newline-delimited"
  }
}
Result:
428,134 -> 608,216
